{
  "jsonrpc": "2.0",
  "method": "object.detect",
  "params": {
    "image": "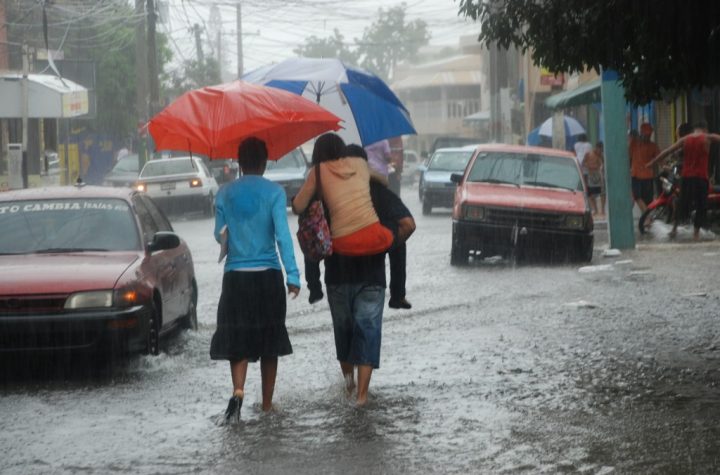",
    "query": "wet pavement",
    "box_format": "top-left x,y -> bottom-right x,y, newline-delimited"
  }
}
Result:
2,185 -> 720,474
